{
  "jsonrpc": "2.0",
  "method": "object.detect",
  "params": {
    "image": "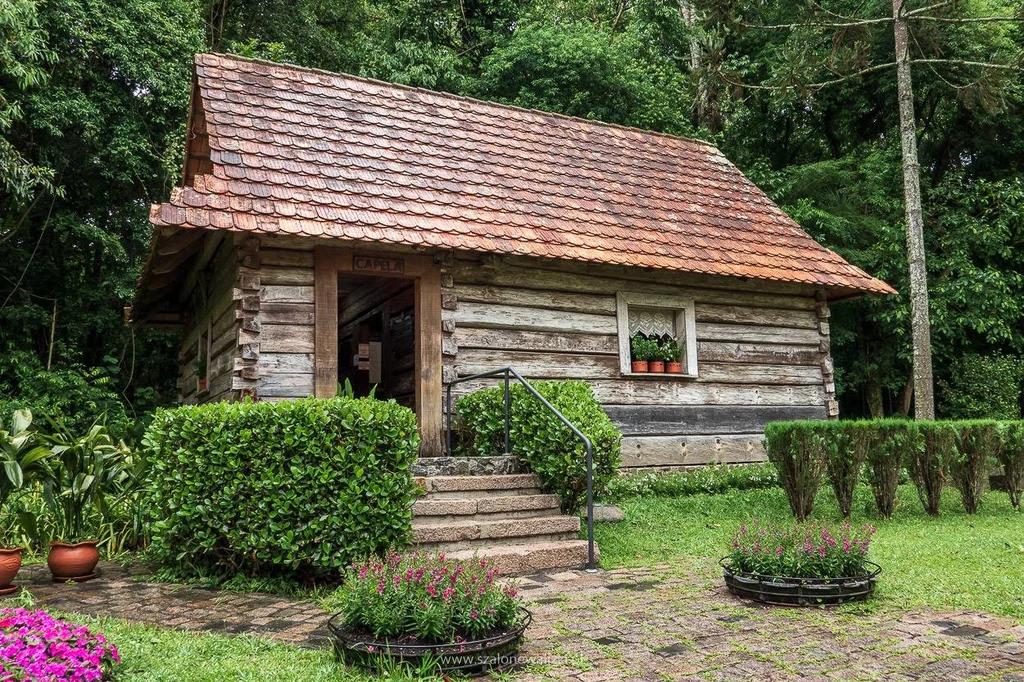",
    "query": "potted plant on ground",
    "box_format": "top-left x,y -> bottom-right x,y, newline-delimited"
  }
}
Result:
720,520 -> 880,606
0,409 -> 51,595
39,419 -> 130,582
630,333 -> 651,373
327,551 -> 530,674
662,338 -> 683,374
